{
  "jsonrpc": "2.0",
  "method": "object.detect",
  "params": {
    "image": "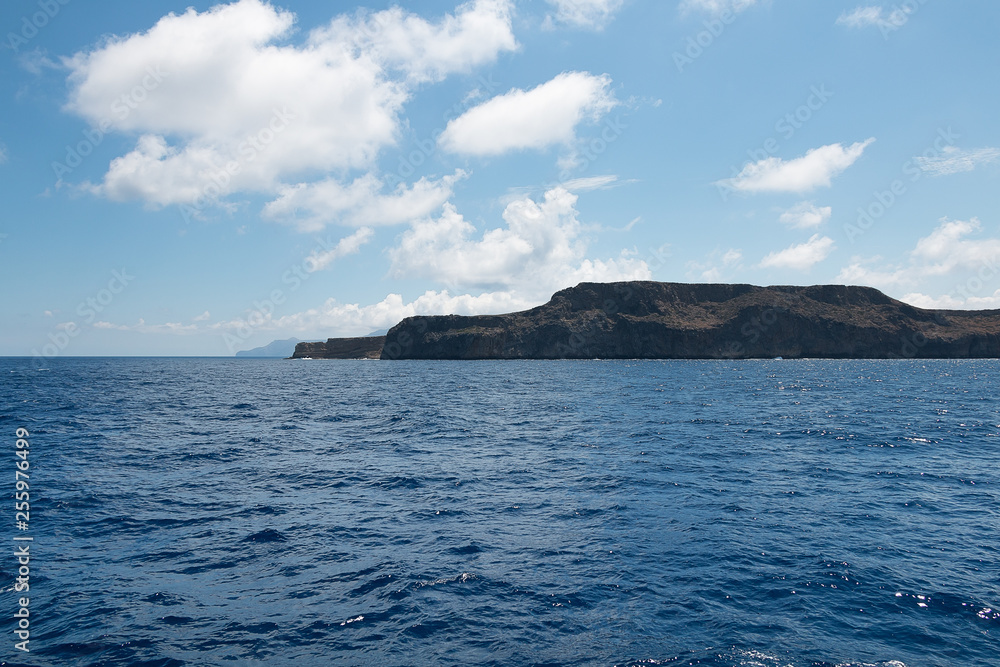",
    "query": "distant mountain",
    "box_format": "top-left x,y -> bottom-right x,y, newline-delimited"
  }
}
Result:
235,338 -> 307,358
365,329 -> 389,336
